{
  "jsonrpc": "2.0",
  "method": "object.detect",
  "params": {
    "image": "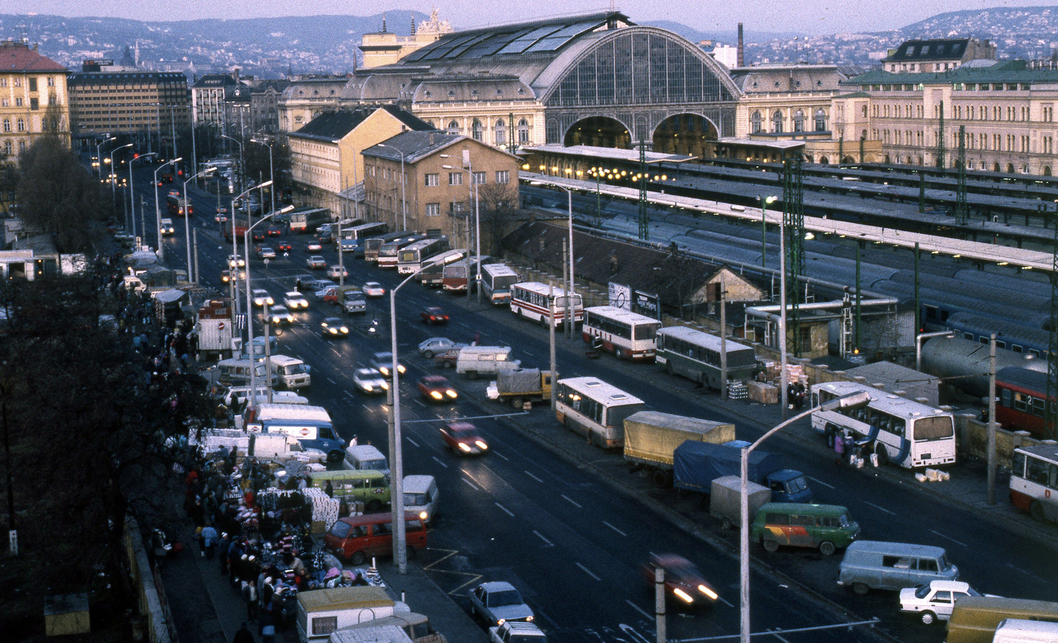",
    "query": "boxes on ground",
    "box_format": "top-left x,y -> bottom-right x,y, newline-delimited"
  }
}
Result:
747,381 -> 778,404
198,298 -> 231,319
